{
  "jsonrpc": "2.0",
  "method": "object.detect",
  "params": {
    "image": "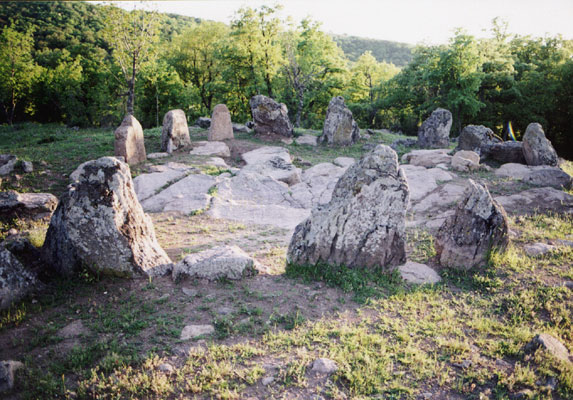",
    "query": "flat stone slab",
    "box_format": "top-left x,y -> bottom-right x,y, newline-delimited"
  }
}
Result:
190,141 -> 230,157
398,261 -> 441,284
242,146 -> 291,165
290,162 -> 347,209
411,182 -> 466,213
402,165 -> 455,202
495,187 -> 573,215
402,149 -> 452,168
147,152 -> 170,159
180,324 -> 215,340
495,163 -> 572,189
524,243 -> 555,257
206,157 -> 230,169
333,157 -> 355,168
141,173 -> 217,213
295,134 -> 318,146
134,167 -> 190,203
